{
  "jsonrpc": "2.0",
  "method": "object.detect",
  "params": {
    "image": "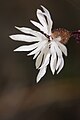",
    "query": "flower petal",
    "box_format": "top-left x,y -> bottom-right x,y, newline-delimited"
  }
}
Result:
54,43 -> 64,73
56,41 -> 67,56
37,9 -> 47,27
51,41 -> 64,73
57,56 -> 64,74
30,20 -> 43,30
14,43 -> 39,51
15,26 -> 46,39
10,34 -> 39,42
50,49 -> 56,75
40,52 -> 50,69
36,67 -> 47,83
40,45 -> 50,69
35,51 -> 43,69
27,46 -> 41,56
30,20 -> 47,35
41,5 -> 53,35
37,9 -> 48,34
27,41 -> 47,56
56,57 -> 62,70
33,51 -> 40,59
53,42 -> 62,57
